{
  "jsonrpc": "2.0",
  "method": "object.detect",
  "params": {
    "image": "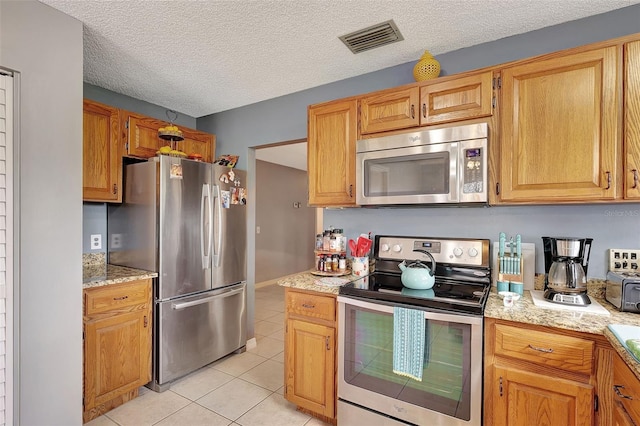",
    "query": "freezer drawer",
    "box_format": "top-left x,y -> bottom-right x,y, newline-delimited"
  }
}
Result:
156,282 -> 246,385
